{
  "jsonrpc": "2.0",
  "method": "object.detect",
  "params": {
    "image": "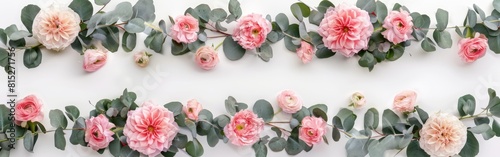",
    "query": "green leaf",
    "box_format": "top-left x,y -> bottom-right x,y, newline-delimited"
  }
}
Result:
9,30 -> 30,41
253,99 -> 274,123
382,109 -> 400,134
103,2 -> 133,24
108,137 -> 121,157
318,0 -> 334,14
49,109 -> 68,129
0,105 -> 10,132
346,138 -> 369,157
459,131 -> 479,157
473,4 -> 485,20
415,106 -> 429,123
171,40 -> 189,56
494,0 -> 500,13
490,103 -> 500,118
298,22 -> 310,41
225,96 -> 237,115
364,108 -> 379,130
124,18 -> 145,33
343,114 -> 357,132
421,37 -> 436,52
252,142 -> 268,157
223,36 -> 246,61
257,42 -> 273,62
120,146 -> 140,157
69,117 -> 86,146
308,104 -> 328,114
458,94 -> 476,117
215,115 -> 230,128
487,88 -> 500,109
467,9 -> 477,27
173,133 -> 188,149
386,45 -> 405,61
0,49 -> 8,67
469,124 -> 490,134
435,8 -> 448,31
144,30 -> 164,53
309,10 -> 324,26
292,107 -> 311,122
23,131 -> 34,152
120,89 -> 136,107
209,8 -> 227,22
406,141 -> 430,157
285,138 -> 303,155
290,2 -> 310,21
228,0 -> 242,21
186,138 -> 204,157
432,30 -> 452,49
195,4 -> 211,22
54,127 -> 66,150
375,1 -> 387,23
269,137 -> 286,152
0,29 -> 6,45
93,27 -> 120,52
493,120 -> 500,136
332,127 -> 341,142
21,5 -> 40,33
275,13 -> 289,31
357,0 -> 376,13
315,47 -> 335,58
64,105 -> 80,122
122,32 -> 136,52
164,101 -> 183,116
23,47 -> 42,69
359,52 -> 376,70
284,24 -> 300,52
312,108 -> 328,121
95,0 -> 110,6
69,0 -> 93,21
132,0 -> 156,22
207,128 -> 219,147
488,35 -> 500,54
